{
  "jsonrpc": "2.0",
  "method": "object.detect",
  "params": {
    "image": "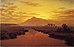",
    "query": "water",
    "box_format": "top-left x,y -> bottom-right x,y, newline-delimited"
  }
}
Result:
0,29 -> 67,47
